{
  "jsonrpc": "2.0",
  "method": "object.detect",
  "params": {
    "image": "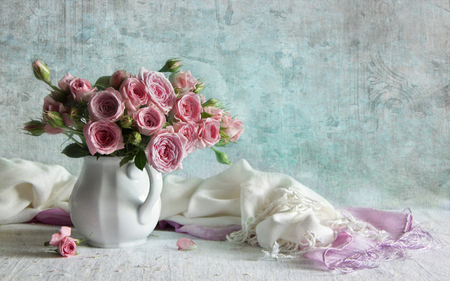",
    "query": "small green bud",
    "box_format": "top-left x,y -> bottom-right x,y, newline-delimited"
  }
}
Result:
128,131 -> 142,146
44,111 -> 65,128
23,120 -> 45,136
120,115 -> 133,129
159,58 -> 182,73
193,81 -> 206,94
211,147 -> 232,165
32,60 -> 51,84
